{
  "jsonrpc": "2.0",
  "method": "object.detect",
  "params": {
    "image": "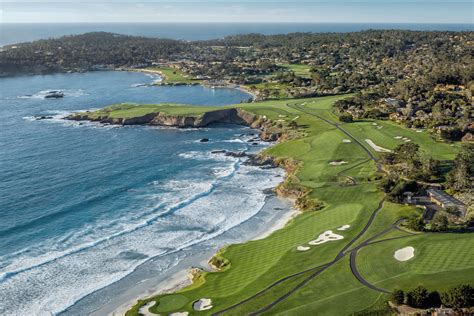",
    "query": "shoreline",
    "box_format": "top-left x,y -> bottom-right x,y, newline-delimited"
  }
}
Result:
90,194 -> 297,316
119,67 -> 258,101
